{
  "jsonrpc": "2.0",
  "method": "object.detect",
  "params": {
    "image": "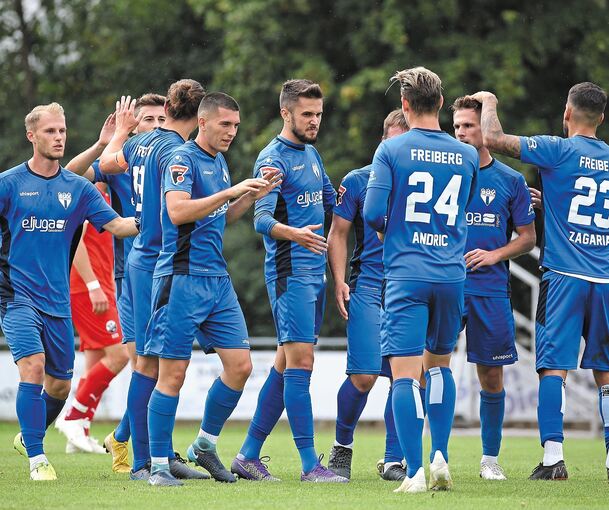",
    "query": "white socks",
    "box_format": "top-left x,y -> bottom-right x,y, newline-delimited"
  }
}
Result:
29,454 -> 48,471
543,440 -> 563,466
481,455 -> 498,465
